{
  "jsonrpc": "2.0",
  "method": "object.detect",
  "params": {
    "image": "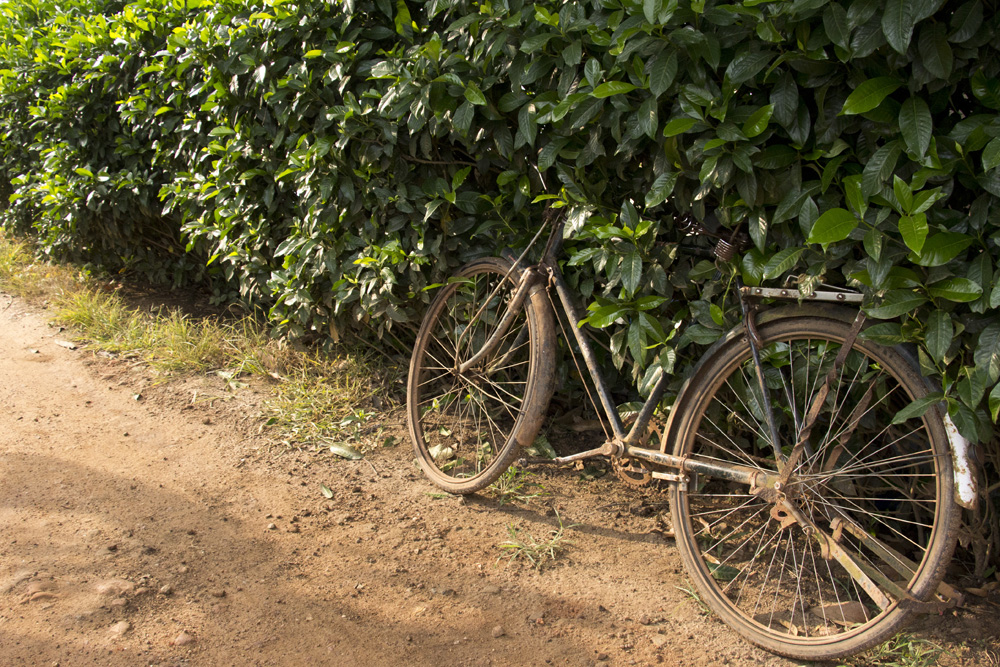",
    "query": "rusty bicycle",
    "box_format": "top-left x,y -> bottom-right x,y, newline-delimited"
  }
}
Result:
405,208 -> 976,661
